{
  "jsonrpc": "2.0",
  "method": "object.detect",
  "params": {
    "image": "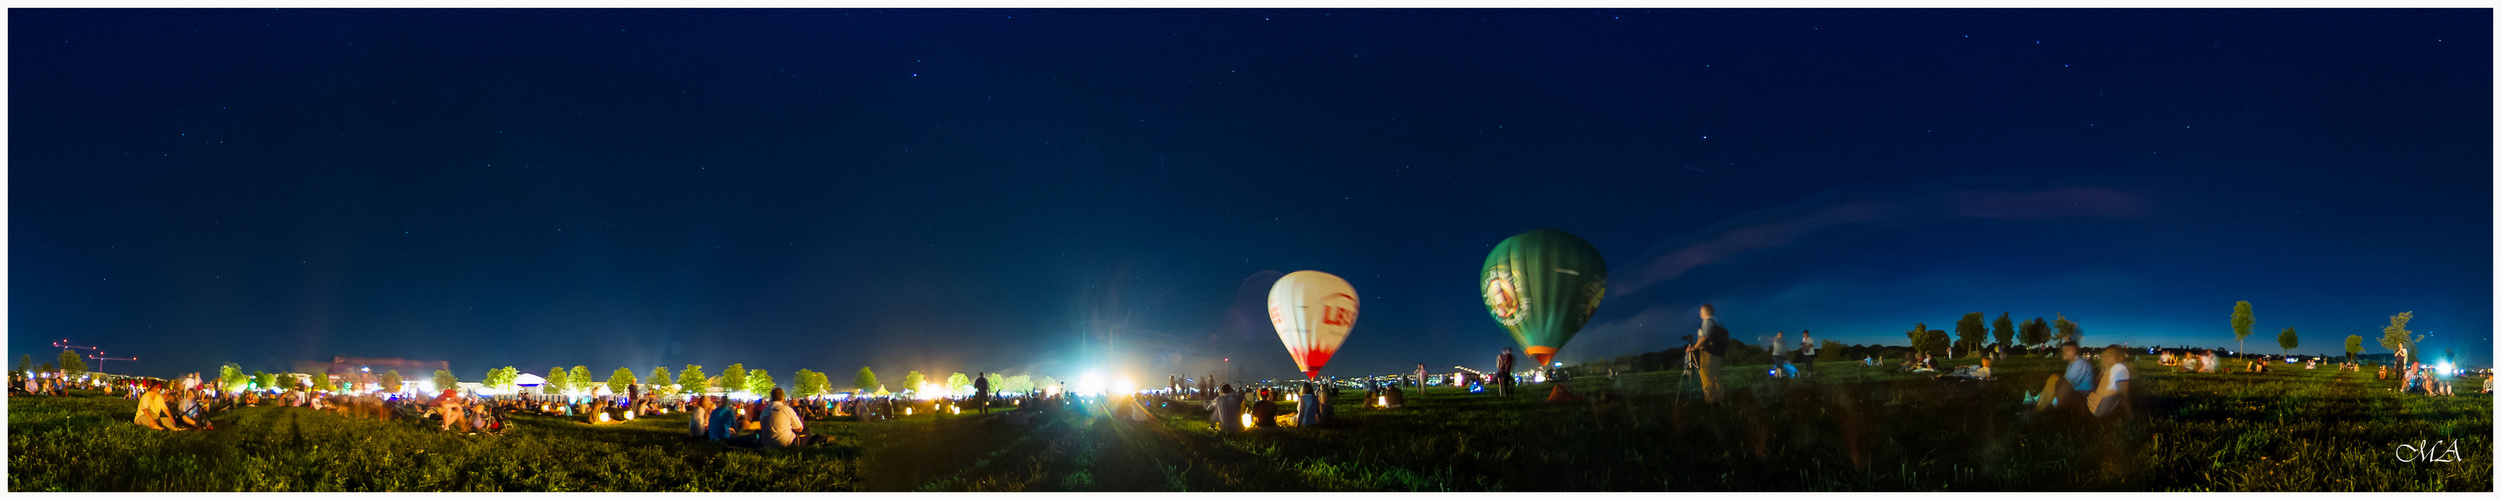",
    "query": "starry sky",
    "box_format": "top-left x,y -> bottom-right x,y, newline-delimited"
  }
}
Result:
11,8 -> 2493,383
